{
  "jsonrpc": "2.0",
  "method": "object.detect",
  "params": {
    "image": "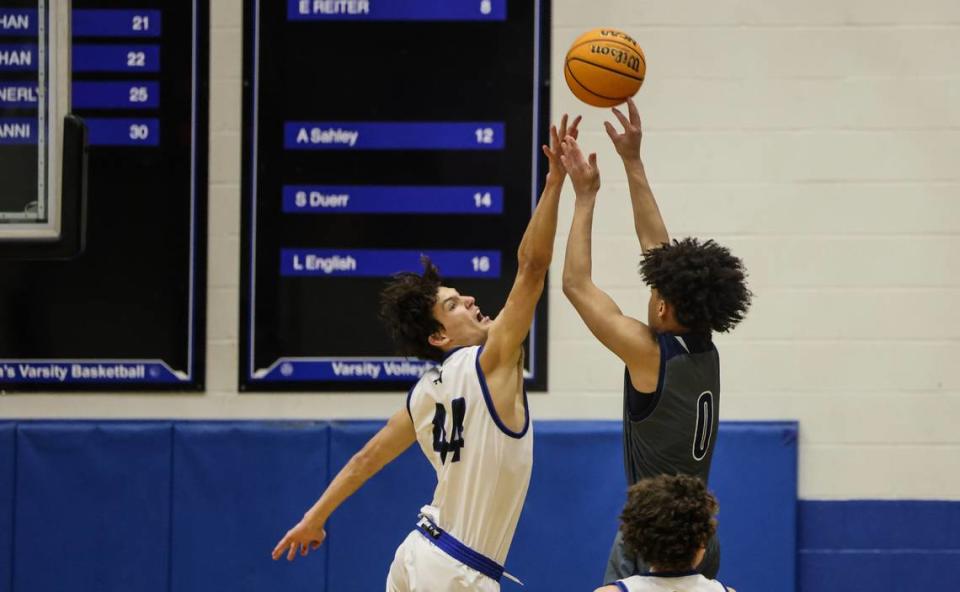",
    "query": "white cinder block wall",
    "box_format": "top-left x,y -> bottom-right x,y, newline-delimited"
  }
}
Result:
3,0 -> 958,501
